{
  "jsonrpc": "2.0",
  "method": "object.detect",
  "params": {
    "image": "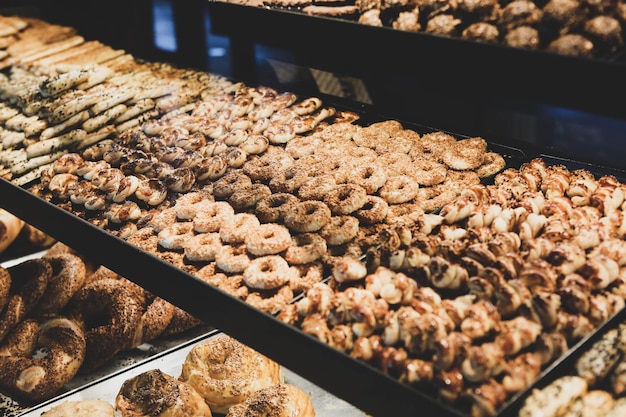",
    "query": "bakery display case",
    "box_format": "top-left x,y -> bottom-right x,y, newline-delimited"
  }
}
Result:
2,1 -> 626,417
